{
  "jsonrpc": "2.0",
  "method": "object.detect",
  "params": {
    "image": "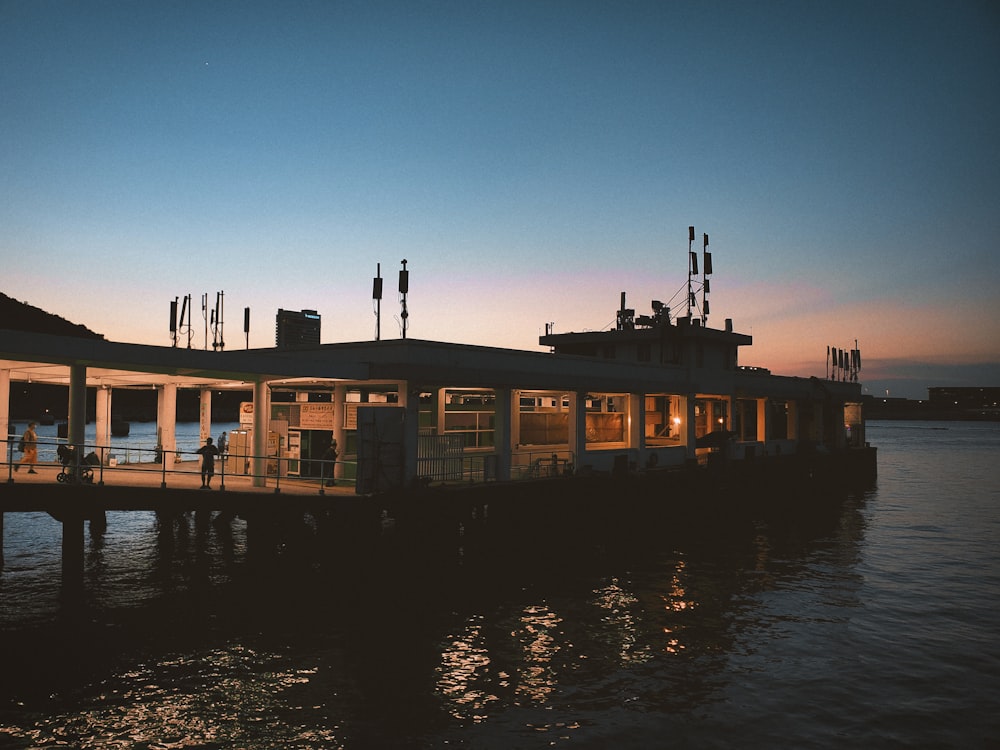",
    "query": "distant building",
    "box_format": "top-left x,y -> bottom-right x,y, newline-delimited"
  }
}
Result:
275,309 -> 321,348
928,387 -> 1000,411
